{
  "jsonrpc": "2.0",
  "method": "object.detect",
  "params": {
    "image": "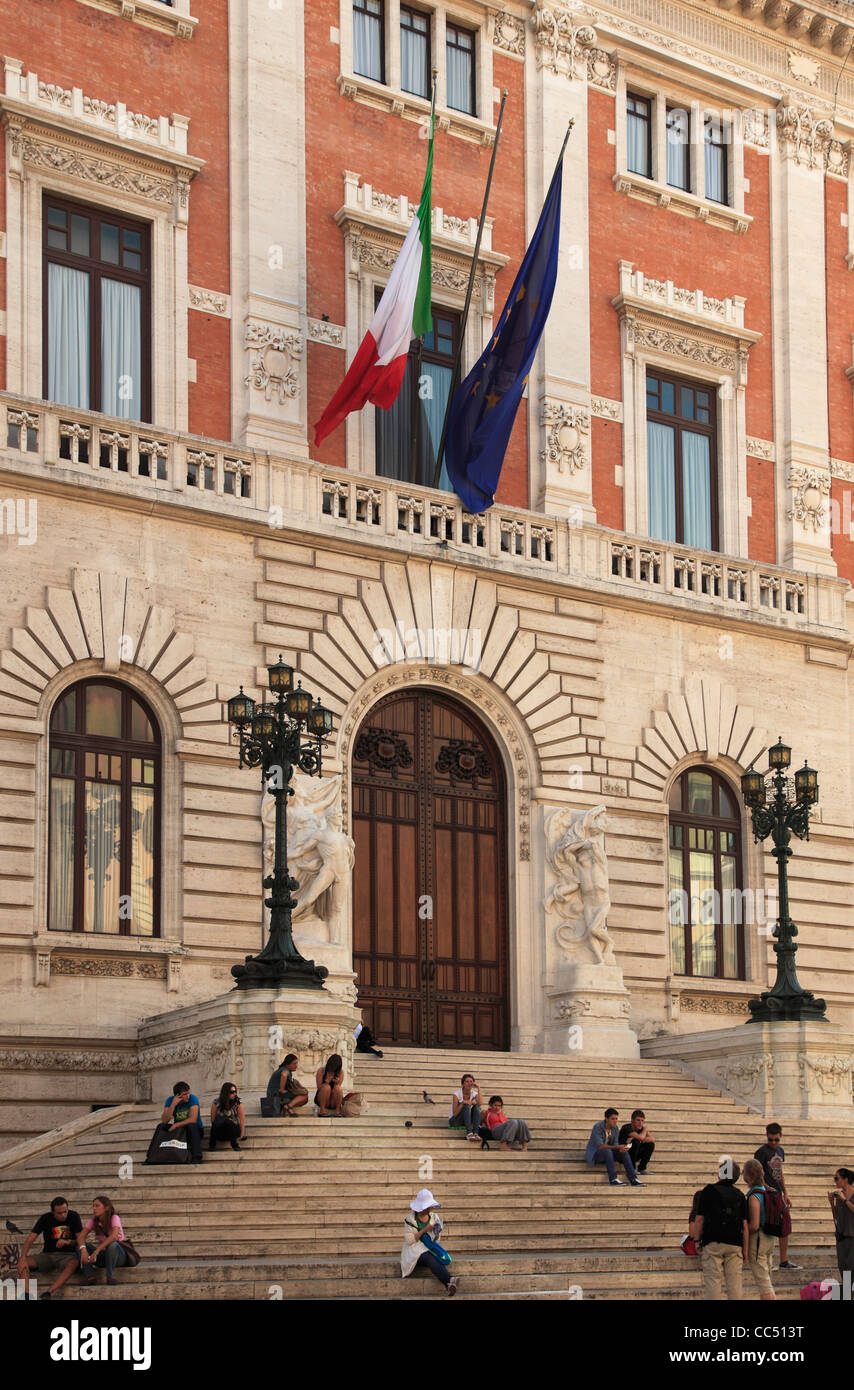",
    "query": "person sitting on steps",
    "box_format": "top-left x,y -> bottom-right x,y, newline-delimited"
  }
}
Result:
315,1053 -> 344,1117
76,1196 -> 128,1288
17,1195 -> 82,1300
585,1107 -> 643,1186
619,1109 -> 655,1174
209,1082 -> 246,1151
483,1095 -> 531,1151
449,1073 -> 483,1142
